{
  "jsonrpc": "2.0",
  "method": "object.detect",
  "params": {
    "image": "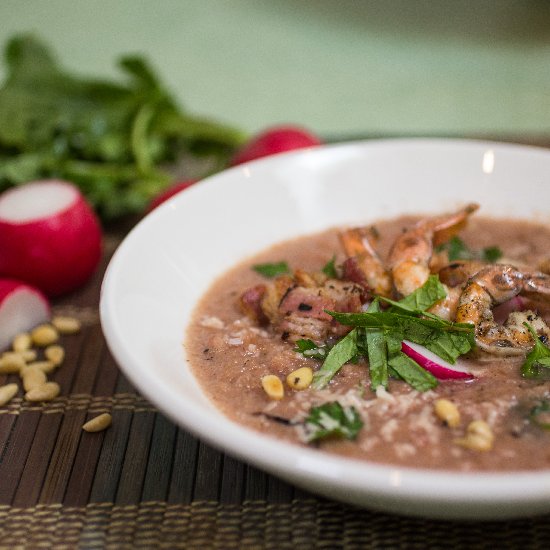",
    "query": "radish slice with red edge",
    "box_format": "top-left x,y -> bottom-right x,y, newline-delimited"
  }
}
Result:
0,279 -> 50,351
0,180 -> 102,297
401,340 -> 474,380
